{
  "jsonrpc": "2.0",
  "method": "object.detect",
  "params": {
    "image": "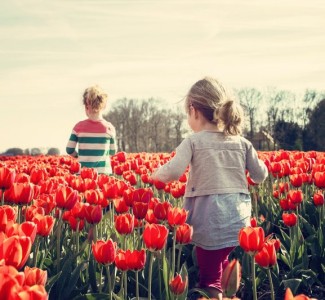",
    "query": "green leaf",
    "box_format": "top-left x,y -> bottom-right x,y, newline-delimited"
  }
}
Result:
281,278 -> 302,294
162,255 -> 171,300
63,261 -> 88,299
